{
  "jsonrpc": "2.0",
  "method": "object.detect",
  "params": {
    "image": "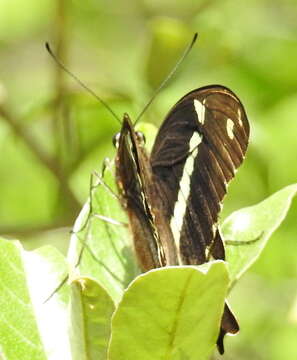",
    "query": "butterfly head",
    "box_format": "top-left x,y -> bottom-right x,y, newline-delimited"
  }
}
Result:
112,113 -> 146,149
